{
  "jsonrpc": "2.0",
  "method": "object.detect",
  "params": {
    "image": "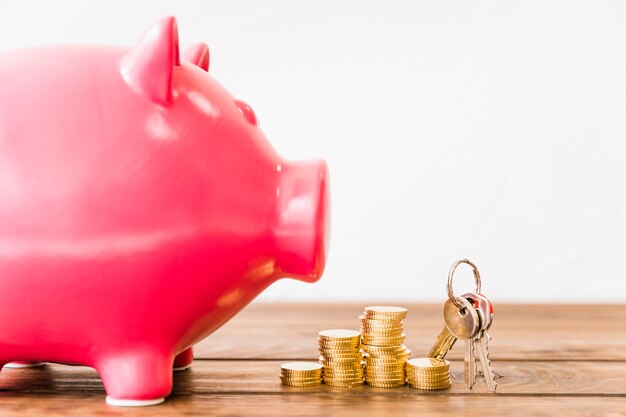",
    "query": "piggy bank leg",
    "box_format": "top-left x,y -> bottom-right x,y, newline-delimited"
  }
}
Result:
4,361 -> 45,368
97,353 -> 173,407
173,347 -> 193,371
